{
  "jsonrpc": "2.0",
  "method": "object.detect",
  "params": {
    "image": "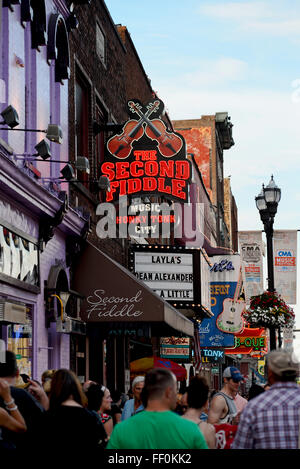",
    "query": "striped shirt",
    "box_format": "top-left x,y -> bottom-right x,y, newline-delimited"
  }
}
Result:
232,381 -> 300,449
